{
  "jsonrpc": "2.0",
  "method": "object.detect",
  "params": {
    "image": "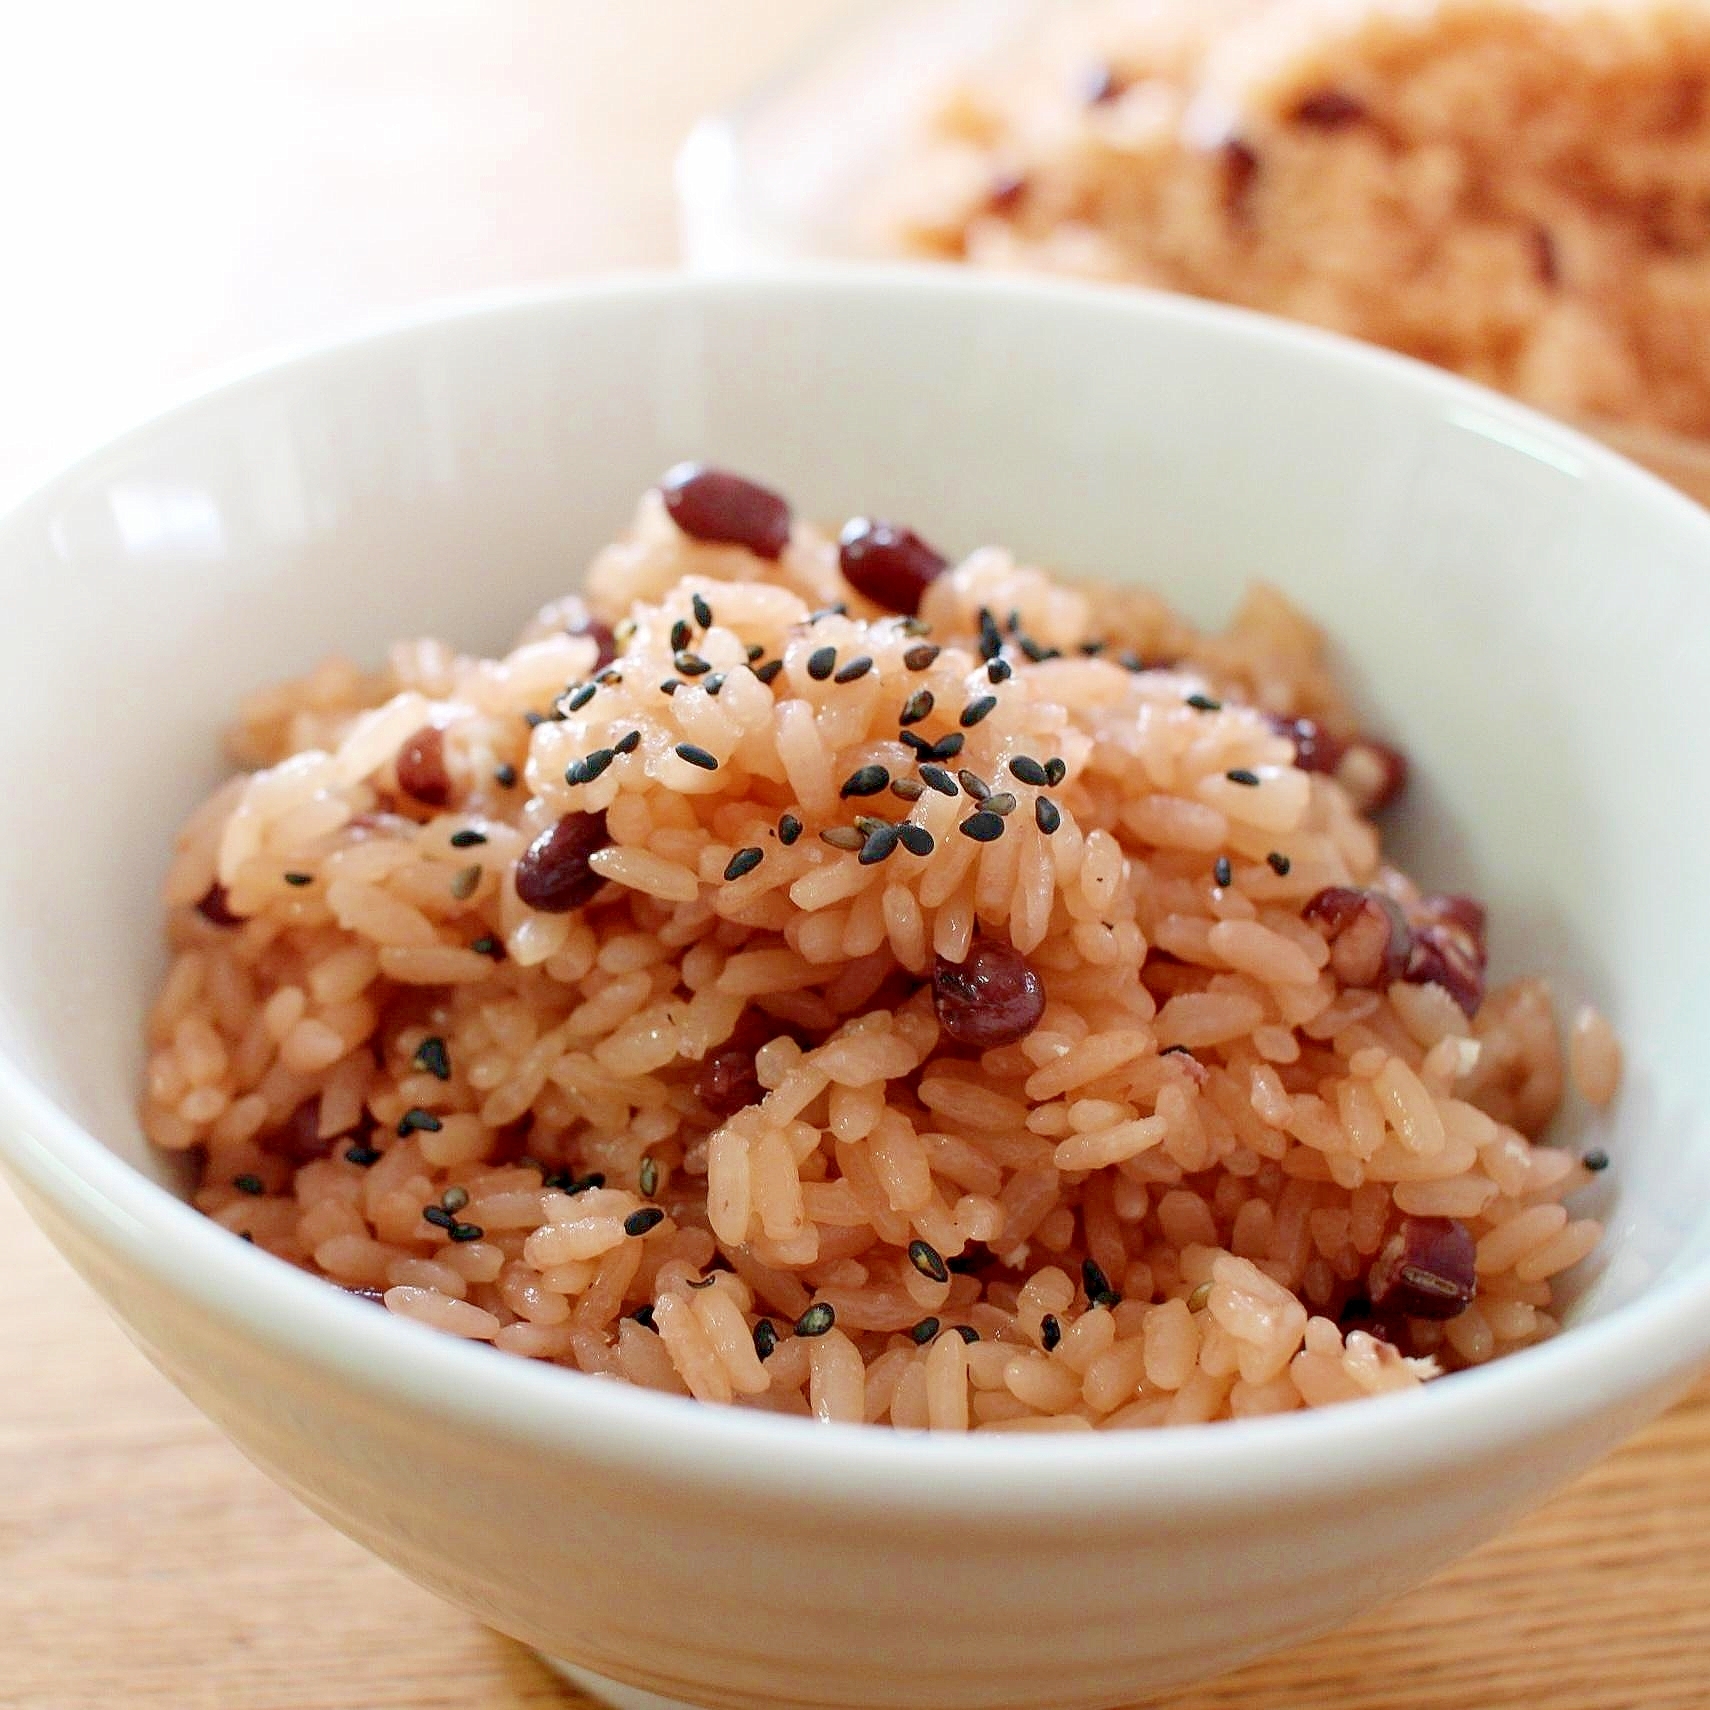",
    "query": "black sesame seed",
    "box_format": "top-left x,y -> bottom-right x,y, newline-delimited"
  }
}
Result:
638,1156 -> 659,1197
397,1108 -> 443,1136
753,1318 -> 779,1361
794,1302 -> 836,1337
704,674 -> 726,696
1079,639 -> 1107,657
1583,1147 -> 1611,1172
907,1239 -> 949,1283
724,847 -> 765,881
282,871 -> 313,887
1006,609 -> 1024,635
859,824 -> 901,865
1019,637 -> 1060,663
890,777 -> 925,802
615,729 -> 642,755
853,814 -> 888,835
918,764 -> 958,797
925,732 -> 965,762
674,742 -> 719,771
977,610 -> 1003,661
1009,756 -> 1049,787
1082,1257 -> 1121,1308
232,1173 -> 264,1196
593,666 -> 623,686
493,763 -> 518,788
239,1231 -> 256,1243
344,1144 -> 382,1167
954,1324 -> 980,1344
660,679 -> 682,696
449,829 -> 488,848
524,710 -> 548,728
631,1304 -> 658,1332
470,935 -> 505,959
1035,797 -> 1061,835
810,603 -> 849,623
1040,1312 -> 1062,1352
903,644 -> 940,672
746,643 -> 766,663
674,651 -> 712,677
1214,856 -> 1233,888
983,792 -> 1017,817
960,695 -> 998,728
448,1222 -> 484,1243
1117,651 -> 1146,673
1226,768 -> 1261,787
754,658 -> 785,686
778,812 -> 803,846
449,864 -> 482,901
987,658 -> 1012,684
565,683 -> 598,714
670,618 -> 692,652
687,1274 -> 717,1290
834,656 -> 874,684
909,1316 -> 941,1345
625,1207 -> 666,1238
423,1204 -> 455,1230
899,689 -> 935,726
807,646 -> 837,681
959,811 -> 1005,842
413,1036 -> 452,1081
1044,757 -> 1067,786
962,771 -> 992,801
1186,693 -> 1223,712
820,826 -> 866,851
841,764 -> 890,798
1267,851 -> 1292,876
437,1186 -> 469,1214
692,592 -> 714,629
896,824 -> 934,857
898,730 -> 933,757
